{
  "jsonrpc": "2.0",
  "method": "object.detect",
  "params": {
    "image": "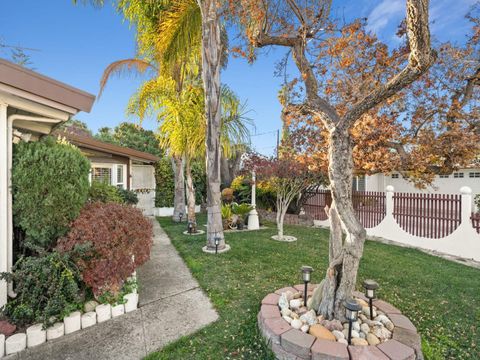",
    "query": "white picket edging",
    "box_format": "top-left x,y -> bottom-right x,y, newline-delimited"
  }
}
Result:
313,186 -> 480,262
